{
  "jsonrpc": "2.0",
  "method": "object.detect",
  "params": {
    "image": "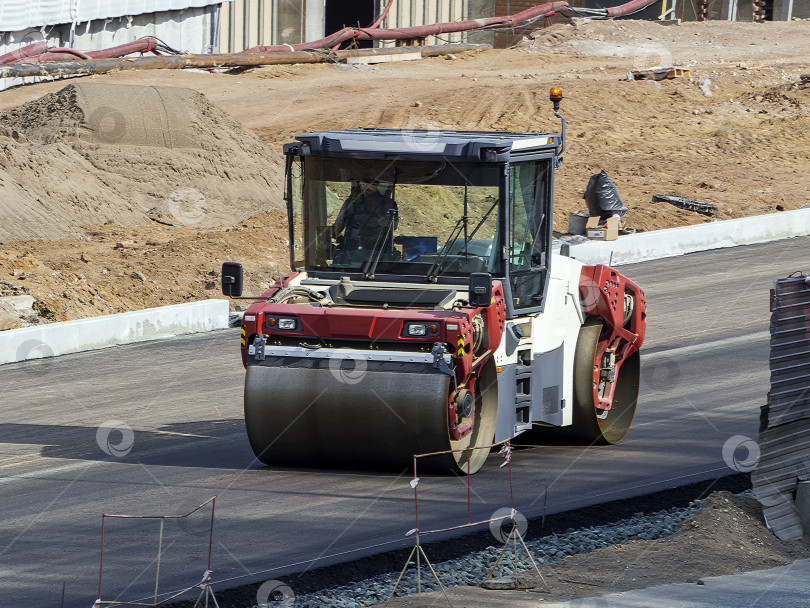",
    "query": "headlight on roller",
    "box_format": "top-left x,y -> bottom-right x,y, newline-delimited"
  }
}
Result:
408,324 -> 427,336
403,322 -> 440,338
267,316 -> 299,331
277,318 -> 297,330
